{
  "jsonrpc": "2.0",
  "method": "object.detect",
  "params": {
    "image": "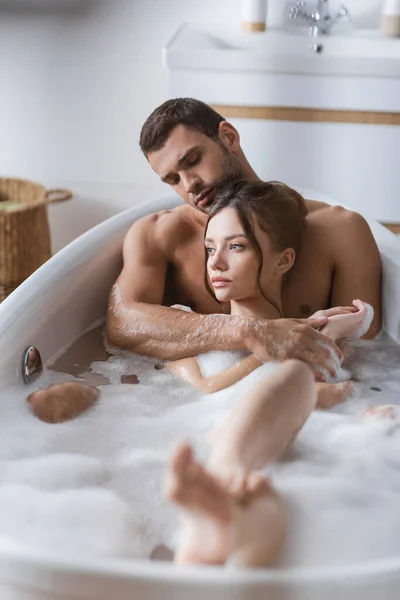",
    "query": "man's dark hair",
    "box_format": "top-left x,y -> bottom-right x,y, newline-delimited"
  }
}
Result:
139,98 -> 225,156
